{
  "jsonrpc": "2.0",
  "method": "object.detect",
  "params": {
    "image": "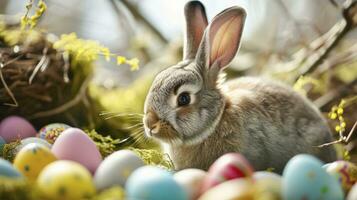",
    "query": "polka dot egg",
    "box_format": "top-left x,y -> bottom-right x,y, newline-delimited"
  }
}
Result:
37,160 -> 96,199
37,123 -> 70,144
13,143 -> 57,181
282,154 -> 344,200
